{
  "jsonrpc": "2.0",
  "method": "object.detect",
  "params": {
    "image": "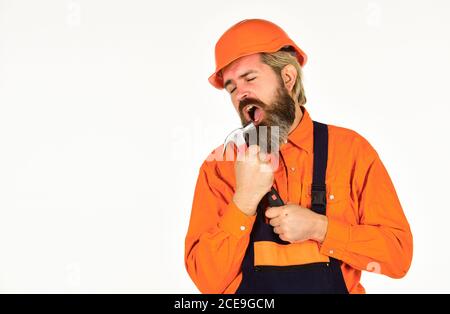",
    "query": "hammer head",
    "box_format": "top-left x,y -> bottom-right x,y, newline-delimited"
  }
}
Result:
222,122 -> 256,156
